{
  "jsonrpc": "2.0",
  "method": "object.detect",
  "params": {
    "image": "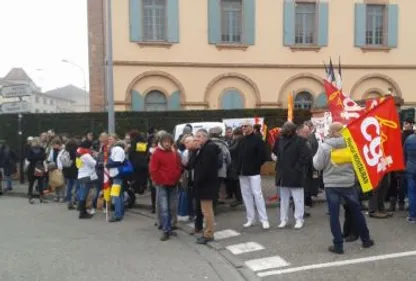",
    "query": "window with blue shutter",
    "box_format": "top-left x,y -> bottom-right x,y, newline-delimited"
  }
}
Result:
317,2 -> 329,47
209,0 -> 255,45
131,90 -> 144,111
355,3 -> 398,48
221,89 -> 244,109
315,92 -> 328,108
294,92 -> 313,110
129,0 -> 179,43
